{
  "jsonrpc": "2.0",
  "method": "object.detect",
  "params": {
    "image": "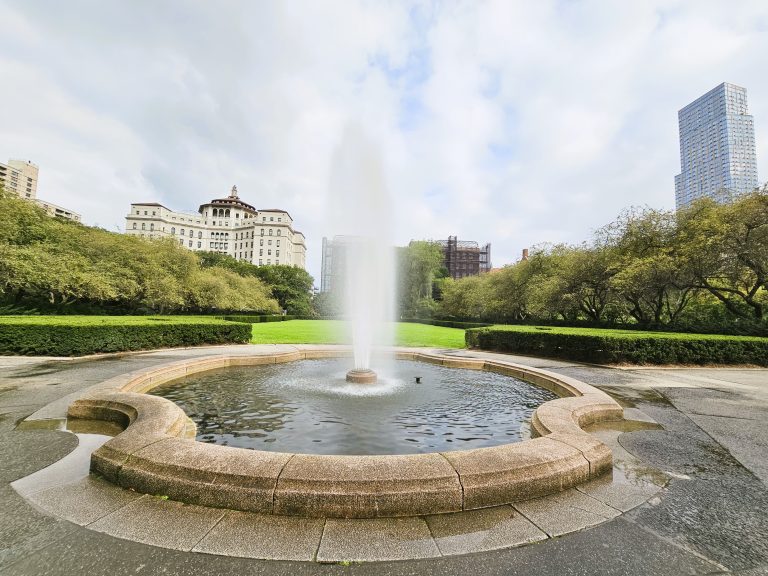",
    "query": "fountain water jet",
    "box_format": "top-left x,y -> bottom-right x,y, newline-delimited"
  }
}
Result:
328,122 -> 395,384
